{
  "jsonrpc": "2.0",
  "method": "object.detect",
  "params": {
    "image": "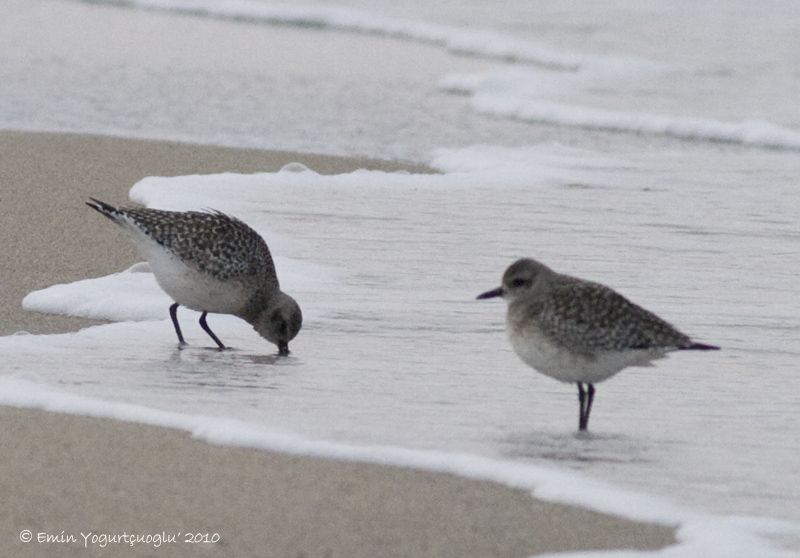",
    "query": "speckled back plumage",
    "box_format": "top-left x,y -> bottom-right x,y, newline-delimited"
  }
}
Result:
479,257 -> 717,430
533,276 -> 691,354
107,205 -> 276,283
